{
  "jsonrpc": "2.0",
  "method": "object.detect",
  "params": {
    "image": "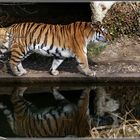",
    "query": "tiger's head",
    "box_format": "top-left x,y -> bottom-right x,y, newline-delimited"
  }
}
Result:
91,21 -> 112,44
